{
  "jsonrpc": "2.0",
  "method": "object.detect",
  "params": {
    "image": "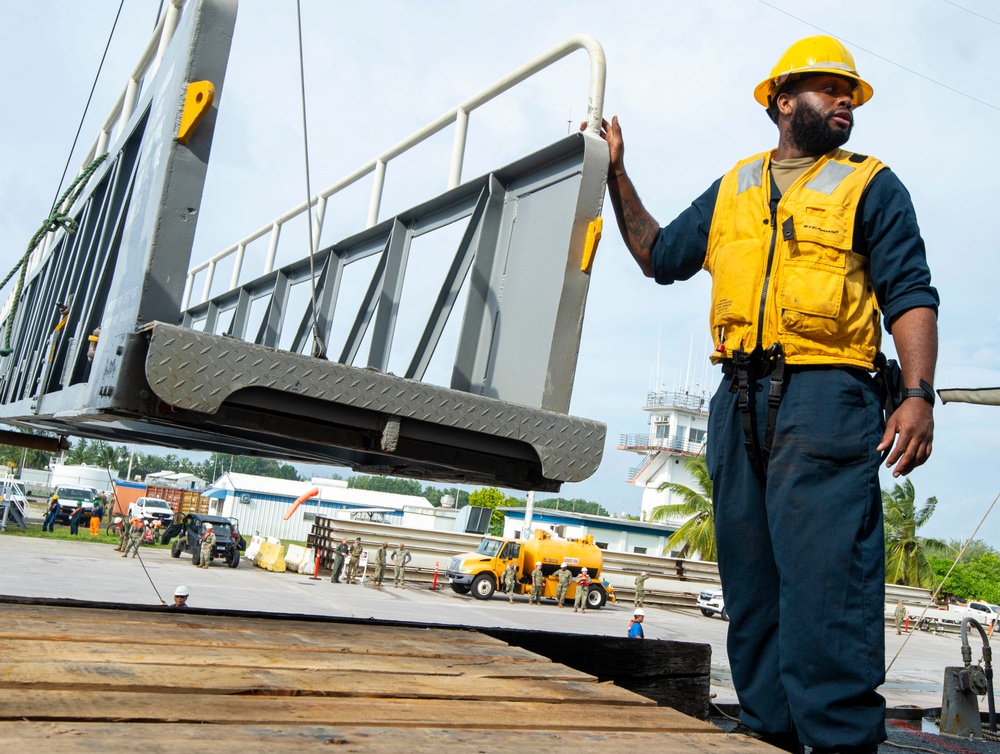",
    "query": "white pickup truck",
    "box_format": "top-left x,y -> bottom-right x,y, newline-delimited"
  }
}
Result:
948,601 -> 999,626
128,497 -> 175,525
897,600 -> 1000,630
